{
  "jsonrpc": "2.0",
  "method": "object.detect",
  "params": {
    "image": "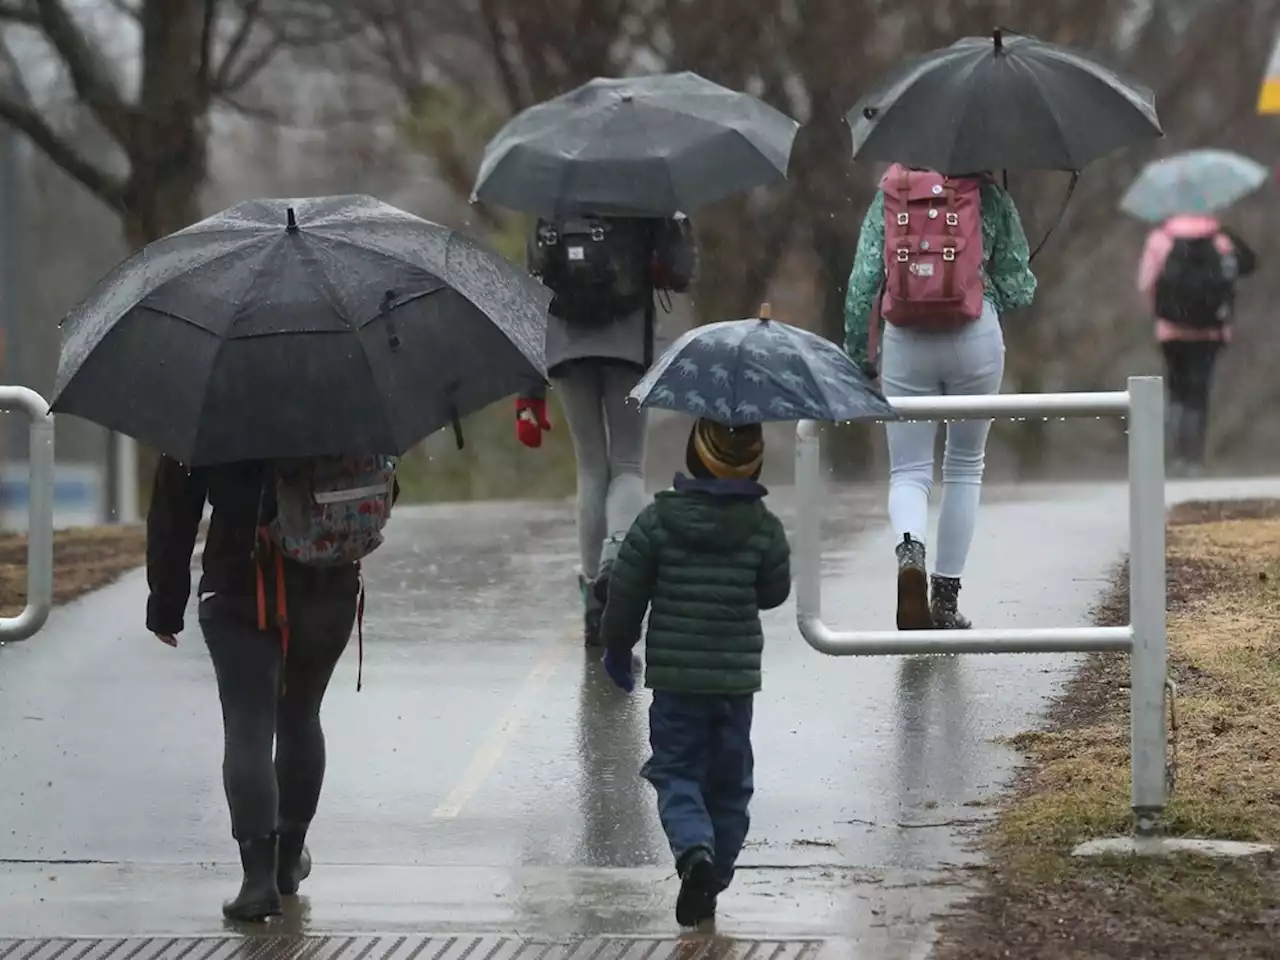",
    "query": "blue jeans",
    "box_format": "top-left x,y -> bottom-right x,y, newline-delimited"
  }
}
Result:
641,691 -> 754,891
